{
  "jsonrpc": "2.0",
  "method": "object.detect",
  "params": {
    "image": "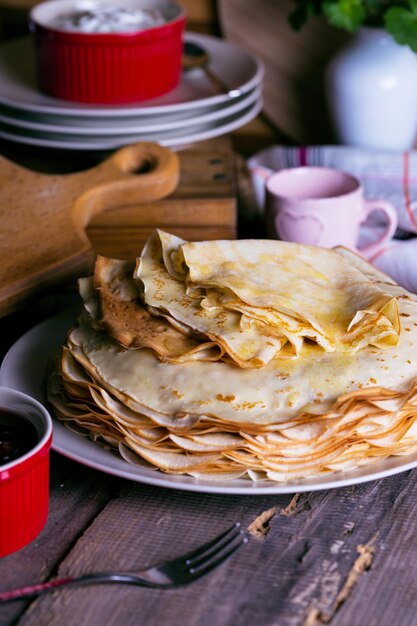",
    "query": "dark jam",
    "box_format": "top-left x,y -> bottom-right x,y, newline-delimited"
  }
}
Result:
0,410 -> 39,466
